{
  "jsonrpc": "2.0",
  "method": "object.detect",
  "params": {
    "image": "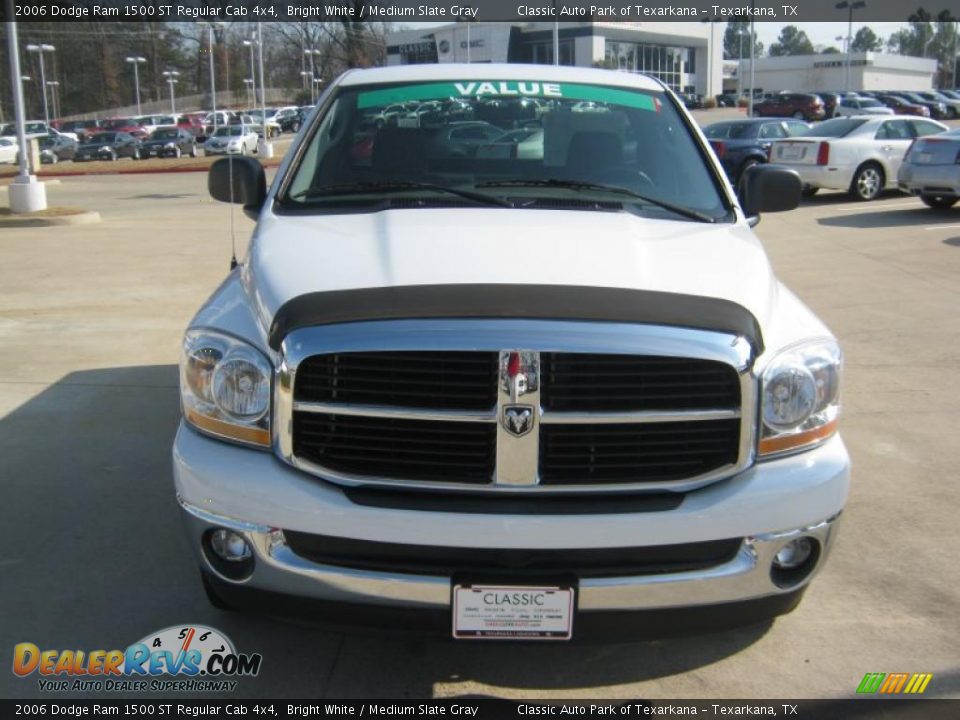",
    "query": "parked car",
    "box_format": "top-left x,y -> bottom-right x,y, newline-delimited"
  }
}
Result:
876,94 -> 929,117
0,137 -> 17,164
74,131 -> 142,161
819,92 -> 843,119
427,120 -> 504,157
834,97 -> 894,117
2,120 -> 50,140
752,93 -> 826,121
100,117 -> 148,139
179,112 -> 207,139
897,127 -> 960,209
38,133 -> 77,163
185,64 -> 847,640
140,127 -> 198,158
889,92 -> 948,120
678,93 -> 703,109
203,124 -> 259,156
475,128 -> 545,160
237,111 -> 281,139
769,115 -> 948,200
715,93 -> 738,108
913,91 -> 960,119
58,119 -> 102,141
703,118 -> 811,186
275,107 -> 303,133
201,111 -> 238,140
